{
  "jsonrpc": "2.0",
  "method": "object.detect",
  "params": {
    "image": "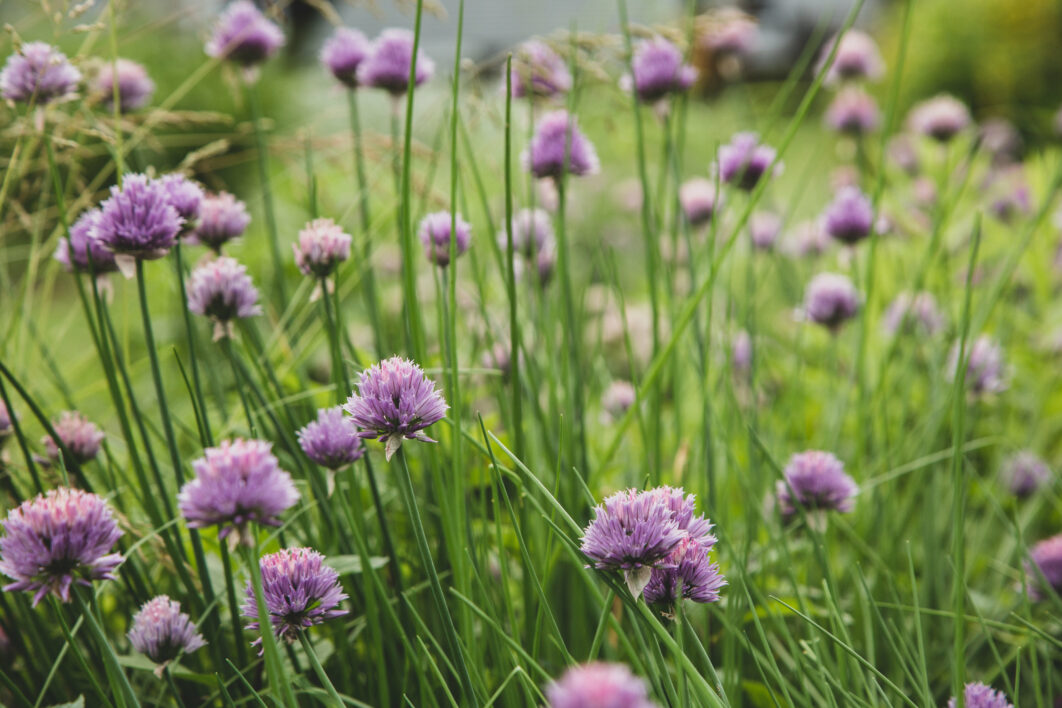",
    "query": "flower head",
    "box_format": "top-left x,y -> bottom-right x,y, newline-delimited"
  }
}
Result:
717,132 -> 780,191
320,27 -> 371,88
524,110 -> 600,180
776,451 -> 858,522
94,173 -> 183,262
825,87 -> 880,135
186,257 -> 261,338
55,208 -> 118,274
128,595 -> 206,674
293,218 -> 352,277
297,407 -> 364,470
979,118 -> 1022,166
985,166 -> 1031,224
947,682 -> 1013,708
190,192 -> 250,251
679,178 -> 721,227
42,411 -> 104,465
601,381 -> 636,421
178,438 -> 299,545
1002,451 -> 1050,498
949,335 -> 1006,396
158,173 -> 205,229
643,536 -> 726,605
206,0 -> 284,67
357,29 -> 434,95
0,488 -> 122,606
783,220 -> 831,258
749,211 -> 781,251
732,330 -> 752,373
0,42 -> 81,104
0,401 -> 11,441
1027,534 -> 1062,600
627,38 -> 696,103
823,186 -> 874,245
501,207 -> 554,258
96,58 -> 154,112
418,211 -> 472,266
243,547 -> 348,645
546,662 -> 657,708
907,94 -> 972,142
702,10 -> 758,55
509,40 -> 571,100
803,273 -> 860,331
882,292 -> 945,336
343,357 -> 448,460
817,31 -> 884,84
